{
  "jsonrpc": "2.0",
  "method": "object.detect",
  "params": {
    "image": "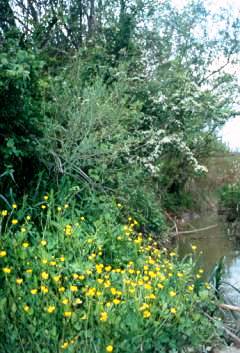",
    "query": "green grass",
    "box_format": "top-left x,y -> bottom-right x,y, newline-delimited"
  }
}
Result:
0,193 -> 217,353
